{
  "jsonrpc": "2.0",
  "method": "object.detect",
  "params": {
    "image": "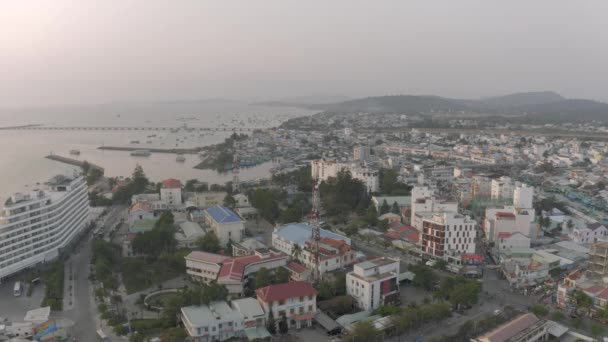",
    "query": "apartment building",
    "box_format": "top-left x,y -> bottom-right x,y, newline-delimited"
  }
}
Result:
310,159 -> 379,192
353,145 -> 371,161
346,257 -> 400,311
419,212 -> 477,258
491,176 -> 515,201
256,281 -> 317,329
0,172 -> 90,280
160,178 -> 183,206
589,241 -> 608,277
409,186 -> 458,231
